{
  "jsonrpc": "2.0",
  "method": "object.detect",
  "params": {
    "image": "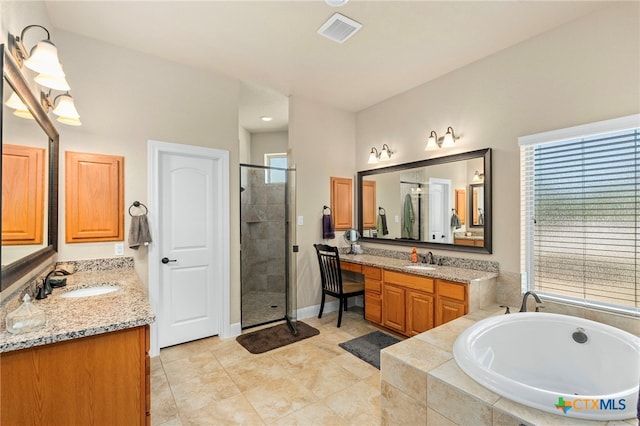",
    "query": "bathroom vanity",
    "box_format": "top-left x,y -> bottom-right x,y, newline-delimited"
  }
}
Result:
341,252 -> 497,337
0,266 -> 155,425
